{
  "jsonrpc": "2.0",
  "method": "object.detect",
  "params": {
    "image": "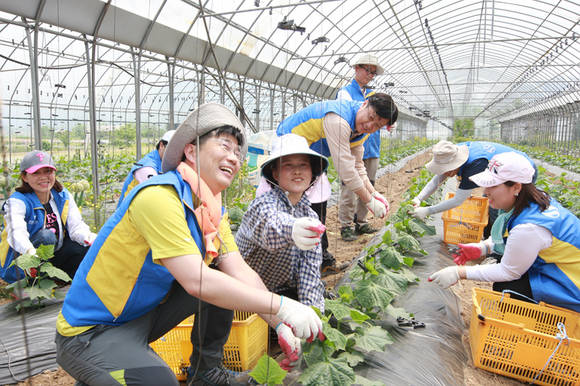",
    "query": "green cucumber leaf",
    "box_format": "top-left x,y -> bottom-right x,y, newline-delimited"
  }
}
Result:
354,325 -> 394,353
249,354 -> 287,385
298,356 -> 355,386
